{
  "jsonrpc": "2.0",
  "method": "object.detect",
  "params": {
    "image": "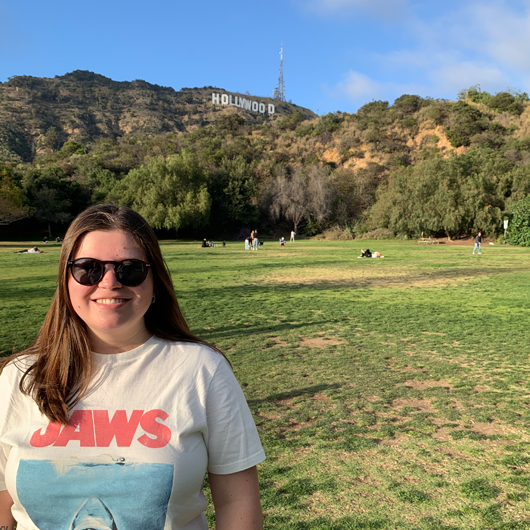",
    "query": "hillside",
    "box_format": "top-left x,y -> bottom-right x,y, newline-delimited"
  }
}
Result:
0,70 -> 316,163
2,78 -> 530,240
